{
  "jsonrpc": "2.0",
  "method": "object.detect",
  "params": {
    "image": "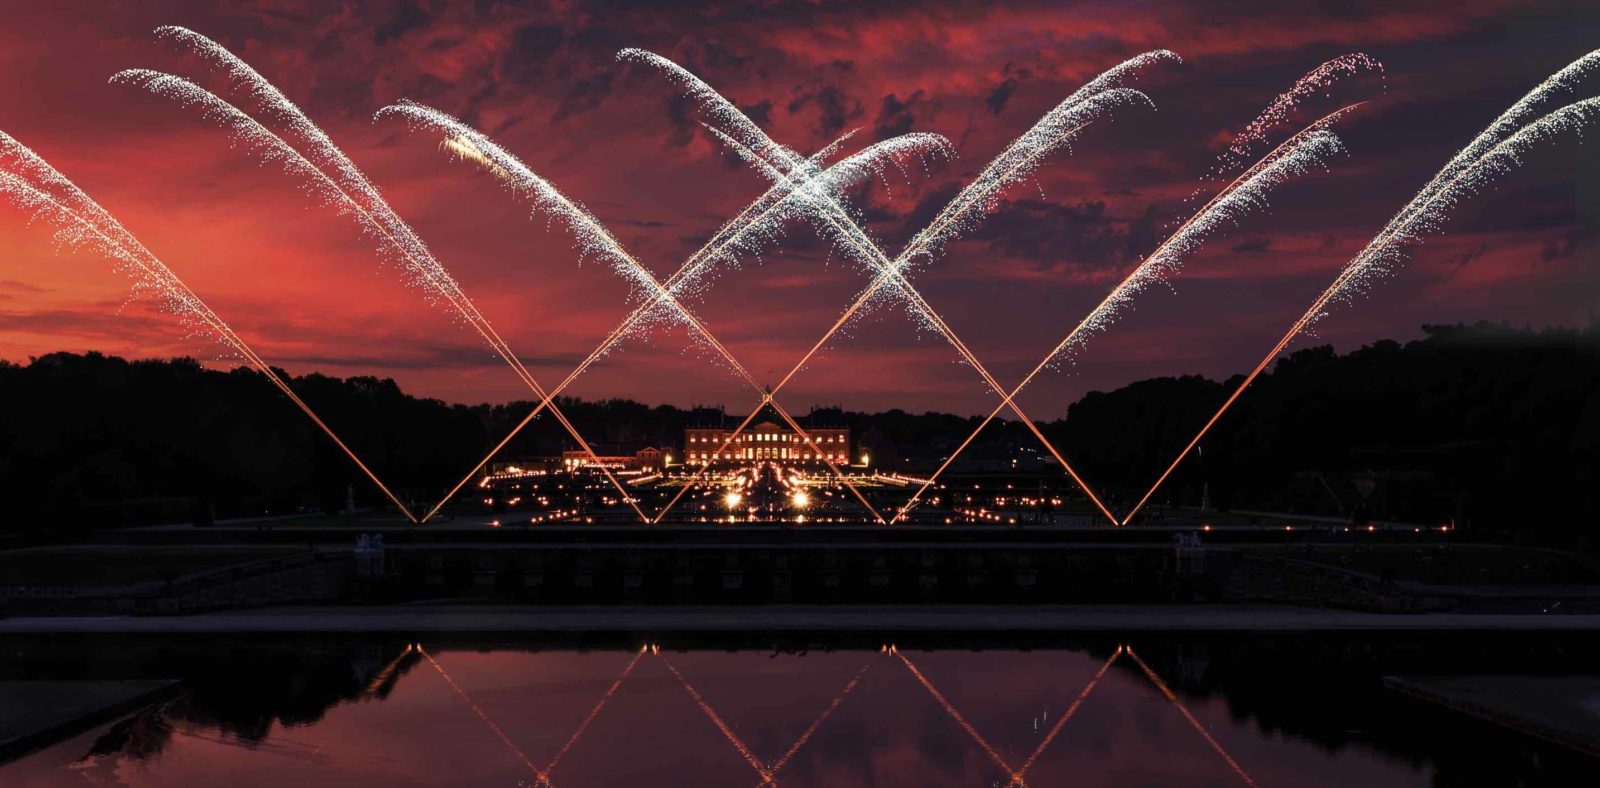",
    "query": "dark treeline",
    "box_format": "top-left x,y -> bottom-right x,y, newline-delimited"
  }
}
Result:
1049,322 -> 1600,541
2,321 -> 1595,541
